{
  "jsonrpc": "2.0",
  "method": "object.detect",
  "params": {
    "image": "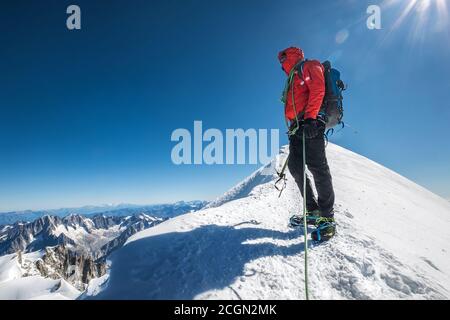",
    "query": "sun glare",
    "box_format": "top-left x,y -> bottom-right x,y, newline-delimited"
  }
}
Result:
381,0 -> 449,43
